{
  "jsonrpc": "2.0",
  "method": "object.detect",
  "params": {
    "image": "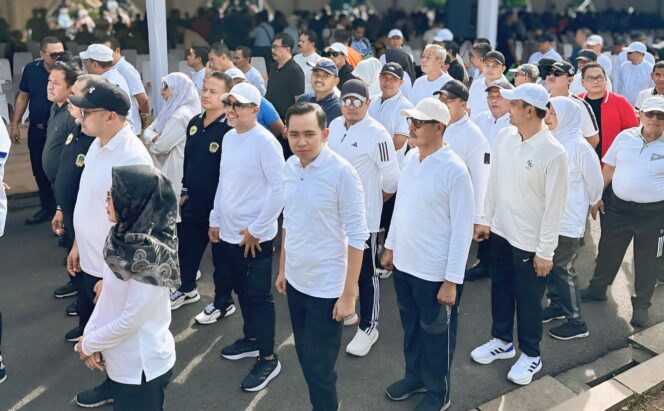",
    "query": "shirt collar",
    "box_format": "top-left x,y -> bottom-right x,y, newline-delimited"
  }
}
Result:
345,114 -> 370,131
449,113 -> 469,127
420,143 -> 451,163
638,126 -> 664,145
522,127 -> 550,147
381,91 -> 403,103
317,92 -> 337,104
101,126 -> 131,151
299,145 -> 332,169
